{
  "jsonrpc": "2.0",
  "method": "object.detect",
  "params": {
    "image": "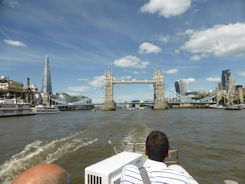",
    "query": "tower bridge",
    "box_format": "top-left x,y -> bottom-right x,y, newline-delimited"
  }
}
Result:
102,69 -> 168,111
56,69 -> 220,110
